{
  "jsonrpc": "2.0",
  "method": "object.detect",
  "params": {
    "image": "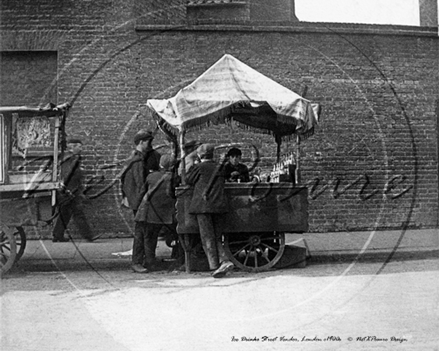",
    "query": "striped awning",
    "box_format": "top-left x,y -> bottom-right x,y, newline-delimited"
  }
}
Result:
147,54 -> 321,140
